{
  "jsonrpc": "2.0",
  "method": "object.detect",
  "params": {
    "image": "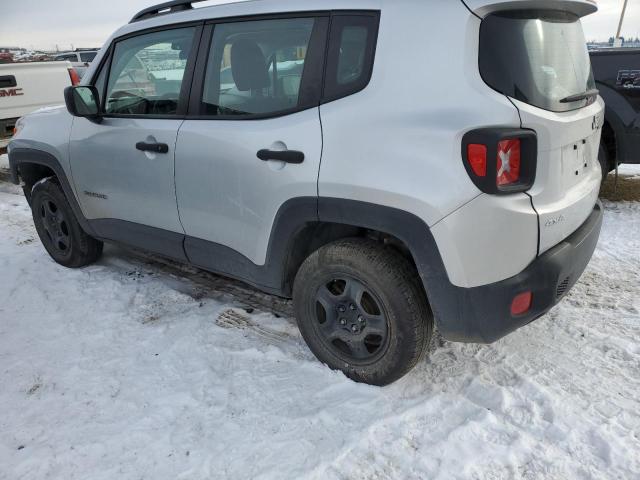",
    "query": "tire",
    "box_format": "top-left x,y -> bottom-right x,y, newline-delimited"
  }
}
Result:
30,177 -> 103,268
293,238 -> 433,386
598,143 -> 610,185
